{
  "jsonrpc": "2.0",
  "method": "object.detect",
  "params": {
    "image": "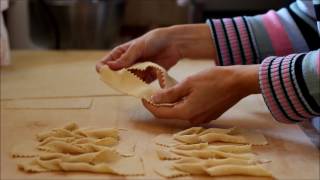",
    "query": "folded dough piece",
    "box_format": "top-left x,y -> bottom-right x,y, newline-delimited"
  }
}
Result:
205,164 -> 272,177
99,62 -> 177,102
18,154 -> 144,176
